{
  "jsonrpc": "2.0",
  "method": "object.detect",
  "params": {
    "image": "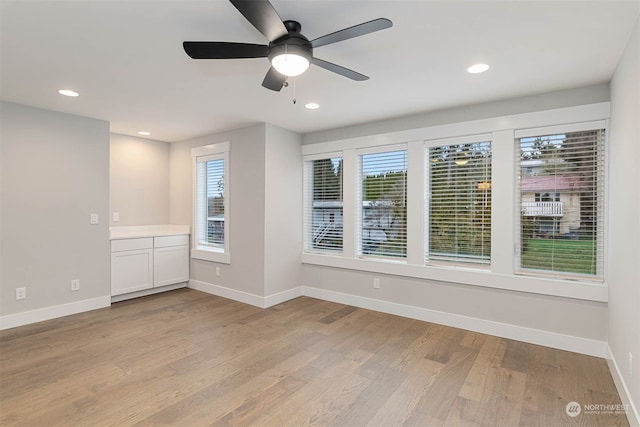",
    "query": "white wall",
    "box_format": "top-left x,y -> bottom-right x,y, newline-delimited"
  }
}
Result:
303,84 -> 610,145
110,133 -> 170,226
609,17 -> 640,425
0,102 -> 110,324
264,124 -> 302,297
